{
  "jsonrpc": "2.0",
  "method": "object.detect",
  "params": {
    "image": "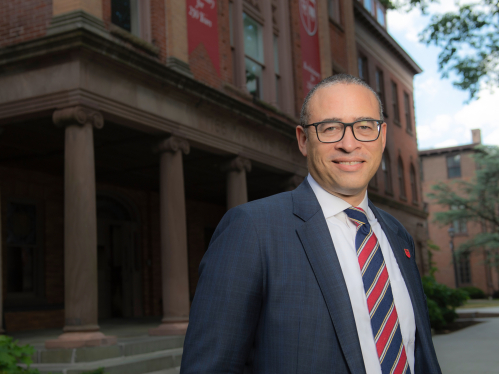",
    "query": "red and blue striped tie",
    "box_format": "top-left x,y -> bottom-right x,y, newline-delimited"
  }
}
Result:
344,207 -> 410,374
